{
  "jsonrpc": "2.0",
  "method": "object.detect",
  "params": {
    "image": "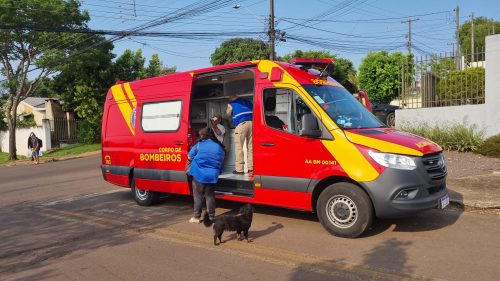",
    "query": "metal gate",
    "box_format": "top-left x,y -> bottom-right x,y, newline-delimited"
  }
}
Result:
50,118 -> 78,147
